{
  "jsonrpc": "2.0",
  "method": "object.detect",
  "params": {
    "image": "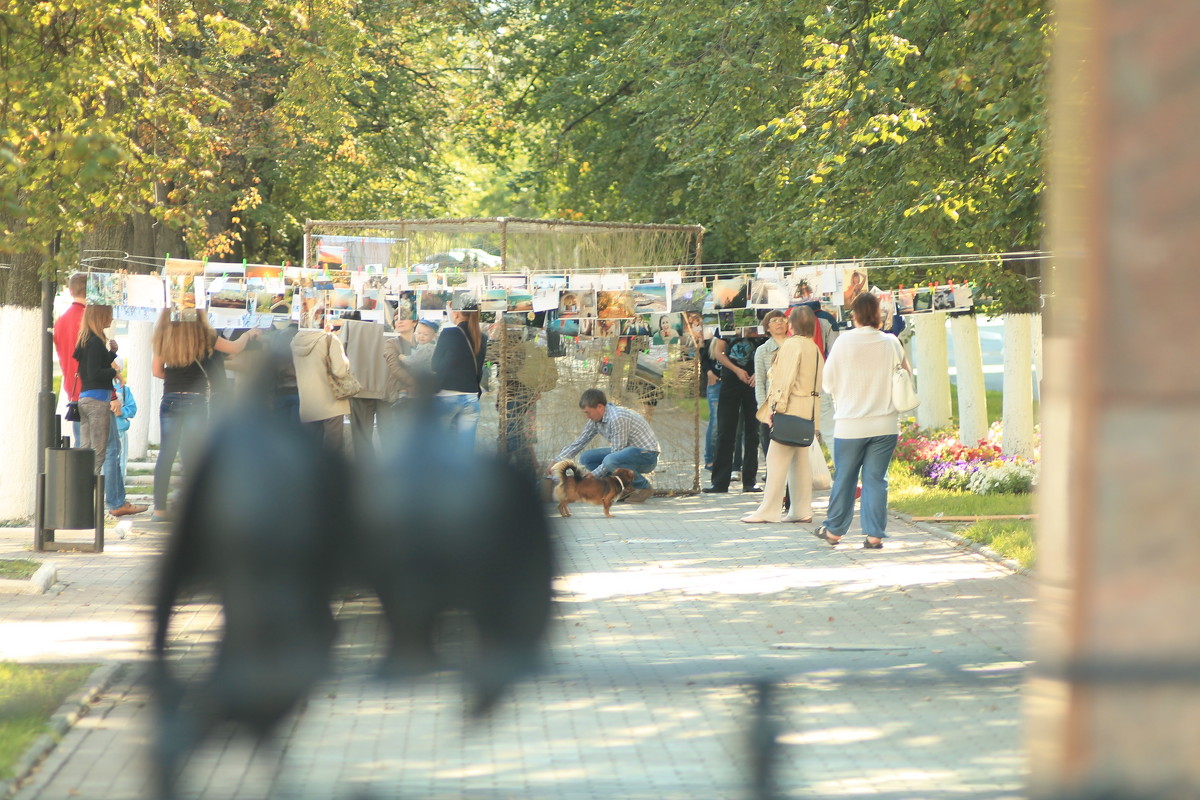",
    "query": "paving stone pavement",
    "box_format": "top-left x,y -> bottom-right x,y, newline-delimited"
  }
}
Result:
1,487 -> 1032,799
